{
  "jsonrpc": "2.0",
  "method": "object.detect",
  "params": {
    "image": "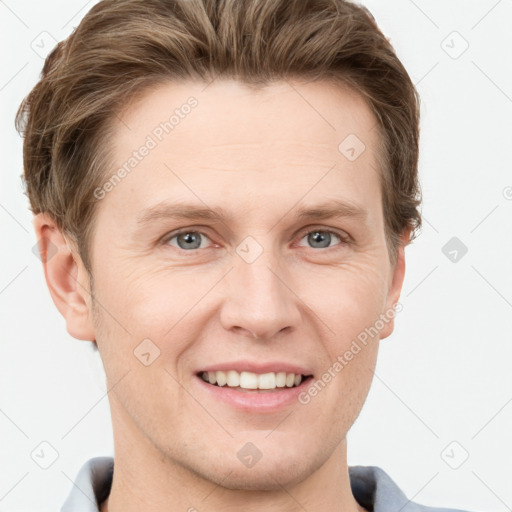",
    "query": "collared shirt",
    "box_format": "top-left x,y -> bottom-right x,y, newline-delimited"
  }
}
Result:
61,456 -> 471,512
